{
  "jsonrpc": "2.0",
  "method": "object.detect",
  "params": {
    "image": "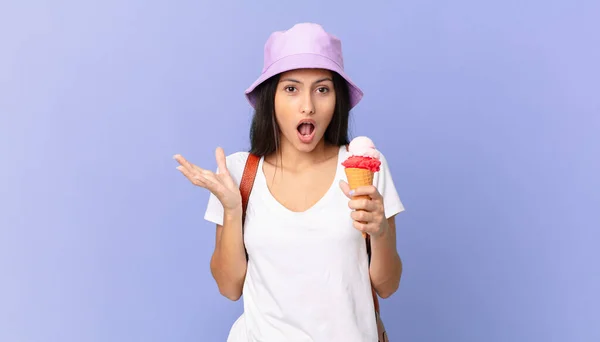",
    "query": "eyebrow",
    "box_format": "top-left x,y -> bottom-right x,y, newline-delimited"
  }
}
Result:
279,77 -> 333,85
